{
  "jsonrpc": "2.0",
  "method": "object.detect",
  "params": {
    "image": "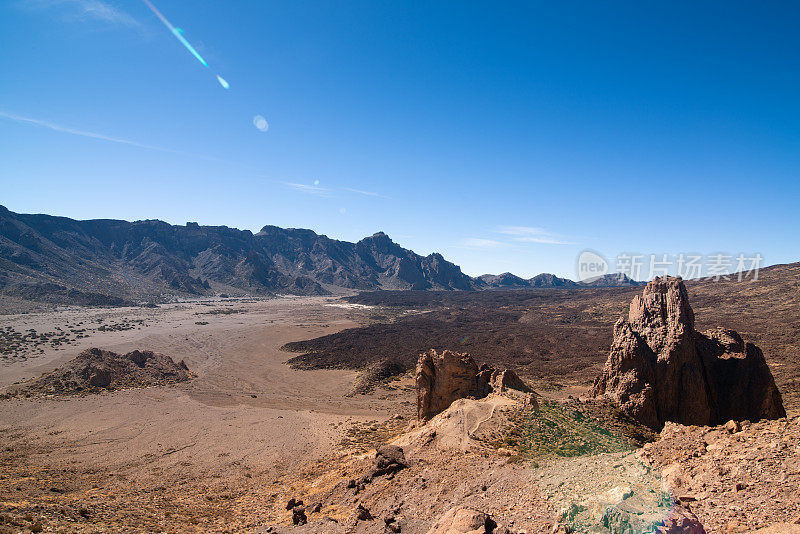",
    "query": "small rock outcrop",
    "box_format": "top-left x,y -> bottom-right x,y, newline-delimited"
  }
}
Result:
591,277 -> 785,429
416,349 -> 532,421
10,348 -> 192,396
426,506 -> 497,534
